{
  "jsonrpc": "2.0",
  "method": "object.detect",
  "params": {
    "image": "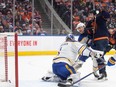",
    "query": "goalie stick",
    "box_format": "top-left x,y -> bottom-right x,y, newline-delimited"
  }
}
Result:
58,64 -> 106,87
